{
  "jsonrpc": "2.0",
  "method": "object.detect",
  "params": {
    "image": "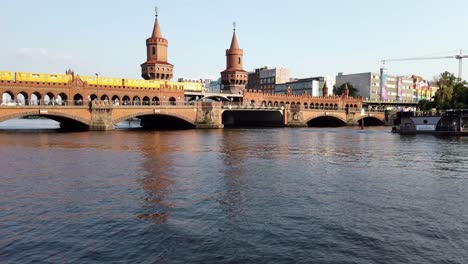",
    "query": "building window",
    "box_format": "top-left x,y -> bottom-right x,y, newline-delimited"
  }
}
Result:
152,47 -> 156,55
238,57 -> 241,64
